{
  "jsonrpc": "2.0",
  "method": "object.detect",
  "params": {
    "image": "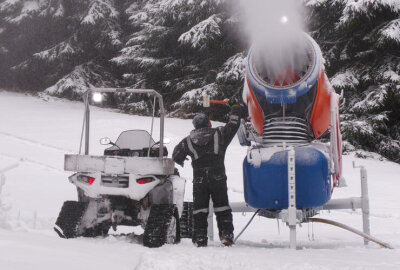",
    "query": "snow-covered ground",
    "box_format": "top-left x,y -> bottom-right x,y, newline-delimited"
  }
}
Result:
0,90 -> 399,269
